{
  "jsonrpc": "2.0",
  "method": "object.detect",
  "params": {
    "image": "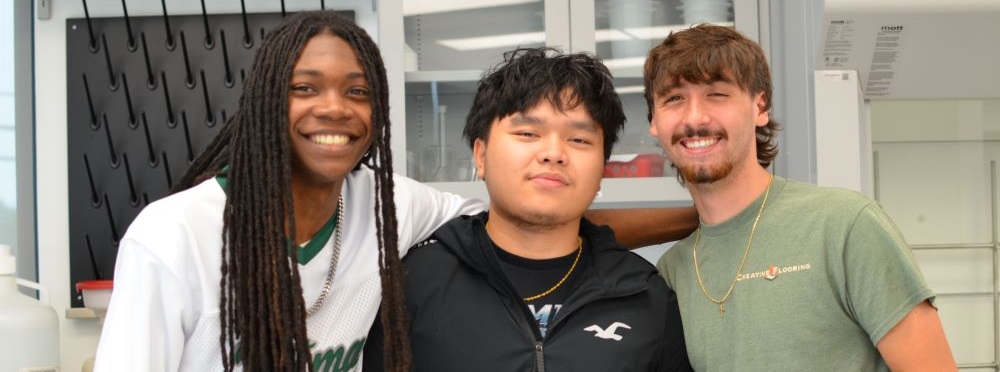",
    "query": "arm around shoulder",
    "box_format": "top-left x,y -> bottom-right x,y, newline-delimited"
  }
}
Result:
585,206 -> 698,249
